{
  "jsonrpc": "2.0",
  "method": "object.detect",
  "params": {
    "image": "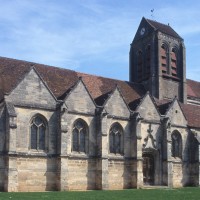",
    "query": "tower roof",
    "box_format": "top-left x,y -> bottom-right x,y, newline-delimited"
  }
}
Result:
145,18 -> 183,40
